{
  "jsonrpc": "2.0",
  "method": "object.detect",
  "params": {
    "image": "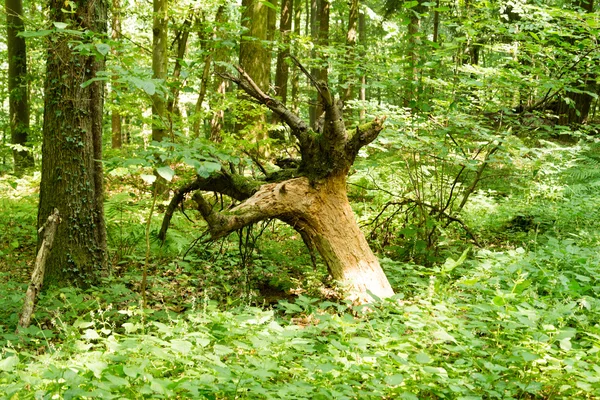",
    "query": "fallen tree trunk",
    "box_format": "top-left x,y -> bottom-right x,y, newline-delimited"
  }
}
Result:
162,62 -> 395,303
18,208 -> 60,332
